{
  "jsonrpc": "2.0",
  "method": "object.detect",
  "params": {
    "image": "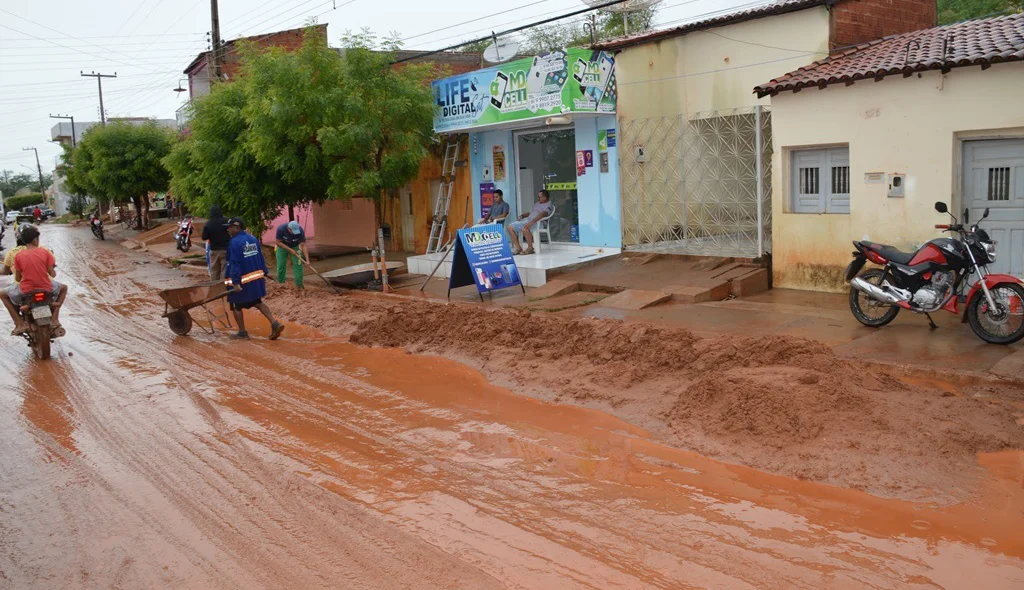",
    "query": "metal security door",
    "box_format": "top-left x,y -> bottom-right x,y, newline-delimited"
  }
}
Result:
964,139 -> 1024,277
